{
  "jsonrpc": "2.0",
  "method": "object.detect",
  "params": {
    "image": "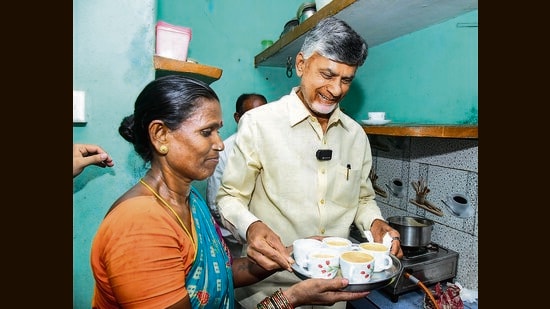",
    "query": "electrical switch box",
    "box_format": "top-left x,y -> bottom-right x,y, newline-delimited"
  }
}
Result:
73,90 -> 86,123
